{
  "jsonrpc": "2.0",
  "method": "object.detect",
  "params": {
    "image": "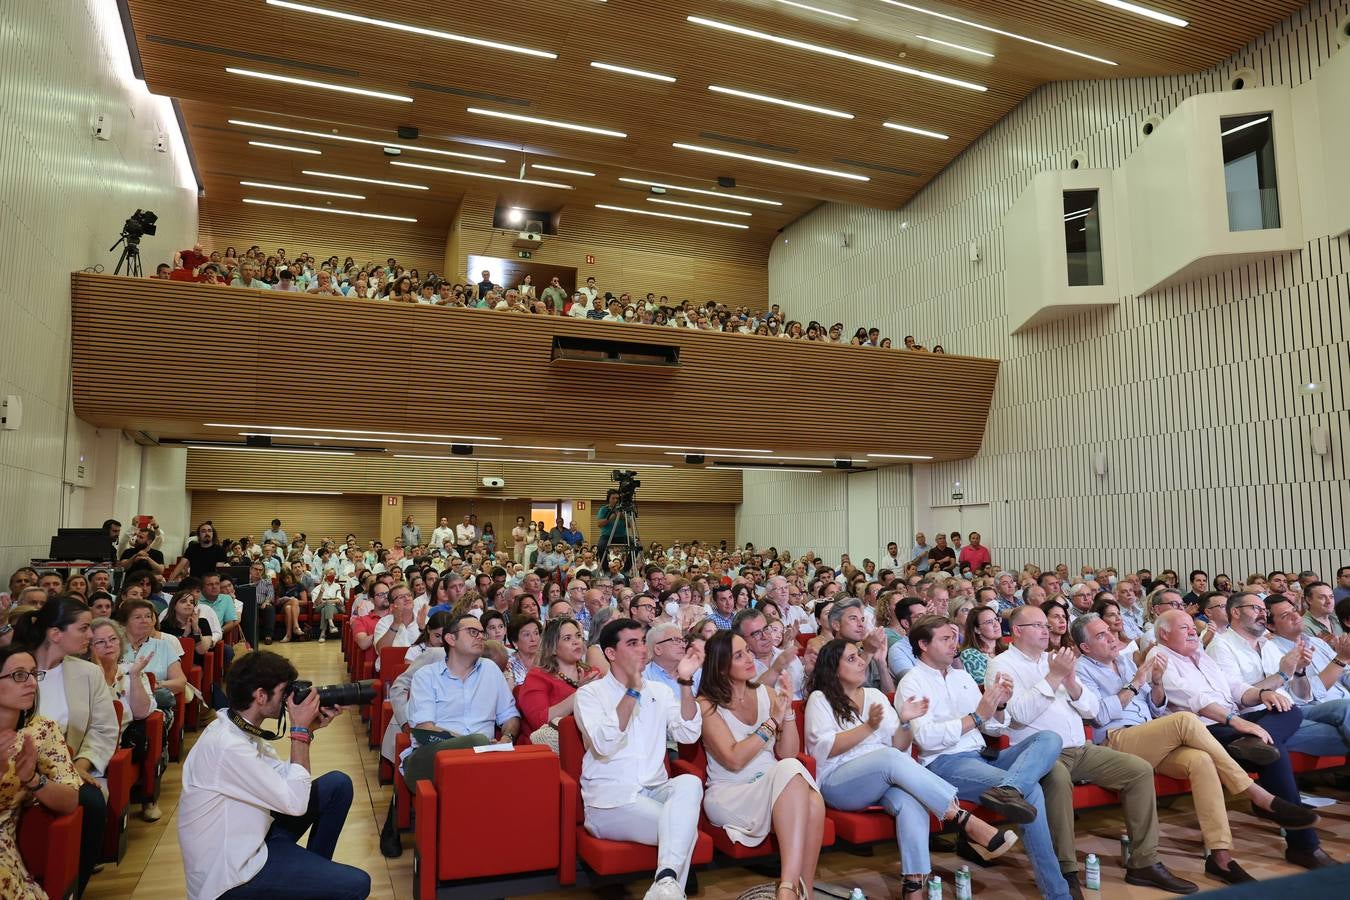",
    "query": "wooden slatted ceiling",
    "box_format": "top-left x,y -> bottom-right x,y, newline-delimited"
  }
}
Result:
127,0 -> 1304,222
70,273 -> 998,461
